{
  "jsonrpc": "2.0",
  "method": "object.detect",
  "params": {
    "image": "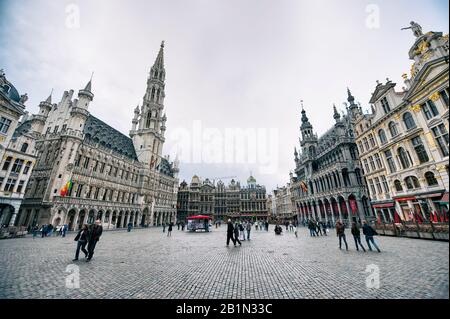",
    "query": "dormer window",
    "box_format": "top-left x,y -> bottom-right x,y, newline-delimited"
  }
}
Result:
381,97 -> 391,114
3,84 -> 11,93
421,100 -> 439,120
